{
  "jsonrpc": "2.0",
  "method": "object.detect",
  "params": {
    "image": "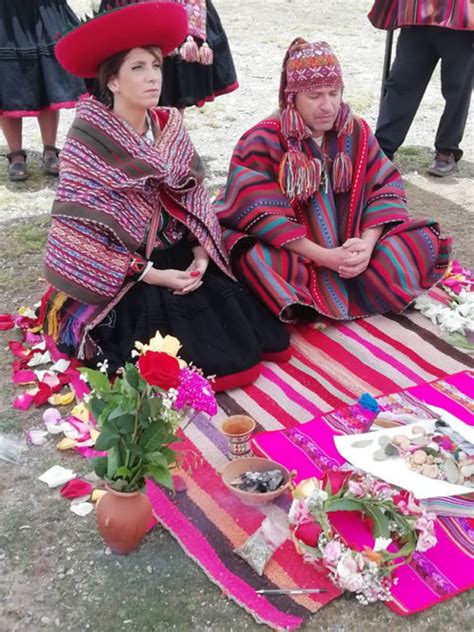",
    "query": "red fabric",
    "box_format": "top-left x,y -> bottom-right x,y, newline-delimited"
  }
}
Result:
55,3 -> 188,77
261,347 -> 292,363
211,364 -> 262,392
